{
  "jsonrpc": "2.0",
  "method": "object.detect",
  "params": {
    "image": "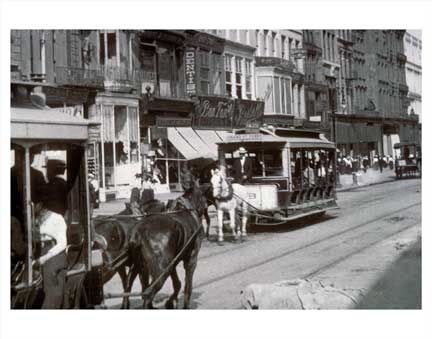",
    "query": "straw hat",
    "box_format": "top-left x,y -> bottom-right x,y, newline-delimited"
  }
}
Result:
238,147 -> 247,154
